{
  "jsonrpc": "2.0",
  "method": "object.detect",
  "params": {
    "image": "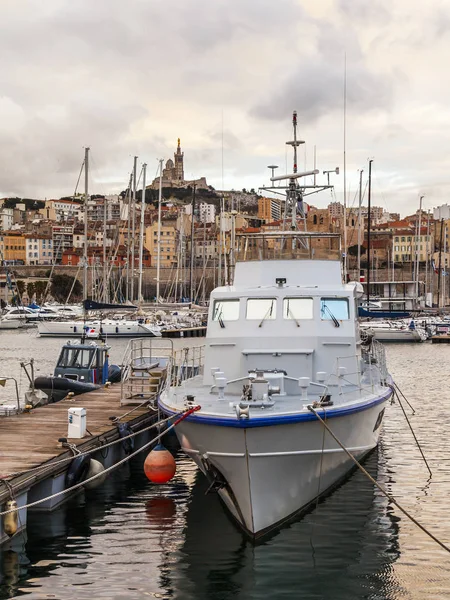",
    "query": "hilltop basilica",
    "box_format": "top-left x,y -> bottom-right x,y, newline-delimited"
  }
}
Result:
150,139 -> 208,189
